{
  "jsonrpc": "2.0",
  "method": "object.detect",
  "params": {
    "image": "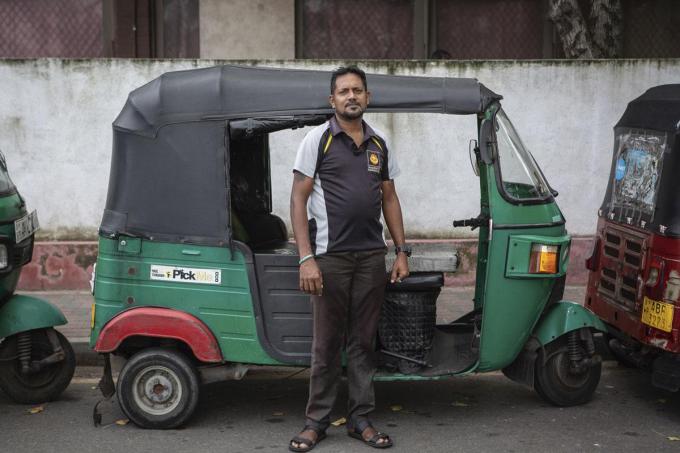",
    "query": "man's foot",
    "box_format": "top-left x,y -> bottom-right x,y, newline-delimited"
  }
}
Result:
289,426 -> 326,452
347,421 -> 393,449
